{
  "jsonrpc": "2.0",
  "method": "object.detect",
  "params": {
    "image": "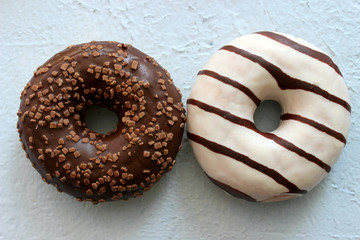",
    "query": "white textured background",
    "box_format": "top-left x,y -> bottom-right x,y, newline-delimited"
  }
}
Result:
1,0 -> 359,239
